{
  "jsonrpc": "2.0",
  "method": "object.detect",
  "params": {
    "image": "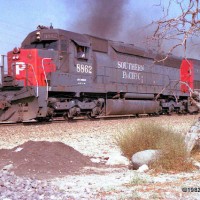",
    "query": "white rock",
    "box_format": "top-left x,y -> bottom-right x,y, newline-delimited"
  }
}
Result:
90,158 -> 101,163
131,149 -> 161,168
2,198 -> 12,200
137,164 -> 149,173
189,125 -> 199,132
184,132 -> 199,154
106,152 -> 129,165
3,164 -> 13,171
14,147 -> 23,152
192,160 -> 200,169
